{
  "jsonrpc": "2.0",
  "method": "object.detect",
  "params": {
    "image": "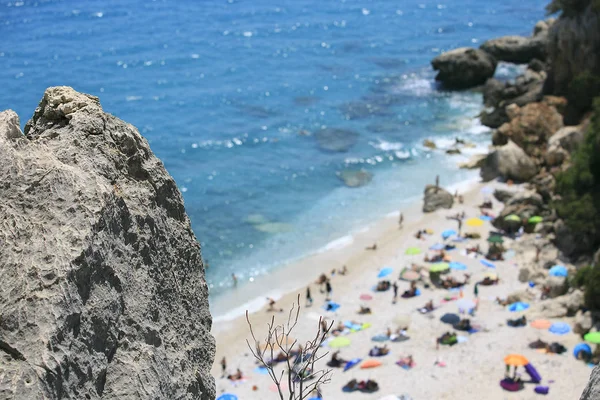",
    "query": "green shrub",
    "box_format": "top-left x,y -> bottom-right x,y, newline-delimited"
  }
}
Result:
571,265 -> 592,288
567,71 -> 600,113
546,0 -> 594,16
584,266 -> 600,310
